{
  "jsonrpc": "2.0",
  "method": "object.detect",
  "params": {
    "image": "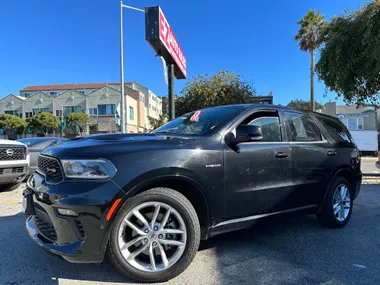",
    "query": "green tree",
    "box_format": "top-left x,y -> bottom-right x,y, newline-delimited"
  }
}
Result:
161,96 -> 168,117
287,99 -> 324,111
66,113 -> 96,136
0,114 -> 27,136
175,70 -> 257,116
148,115 -> 168,130
316,1 -> 380,105
29,112 -> 59,136
295,10 -> 326,111
148,96 -> 169,130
